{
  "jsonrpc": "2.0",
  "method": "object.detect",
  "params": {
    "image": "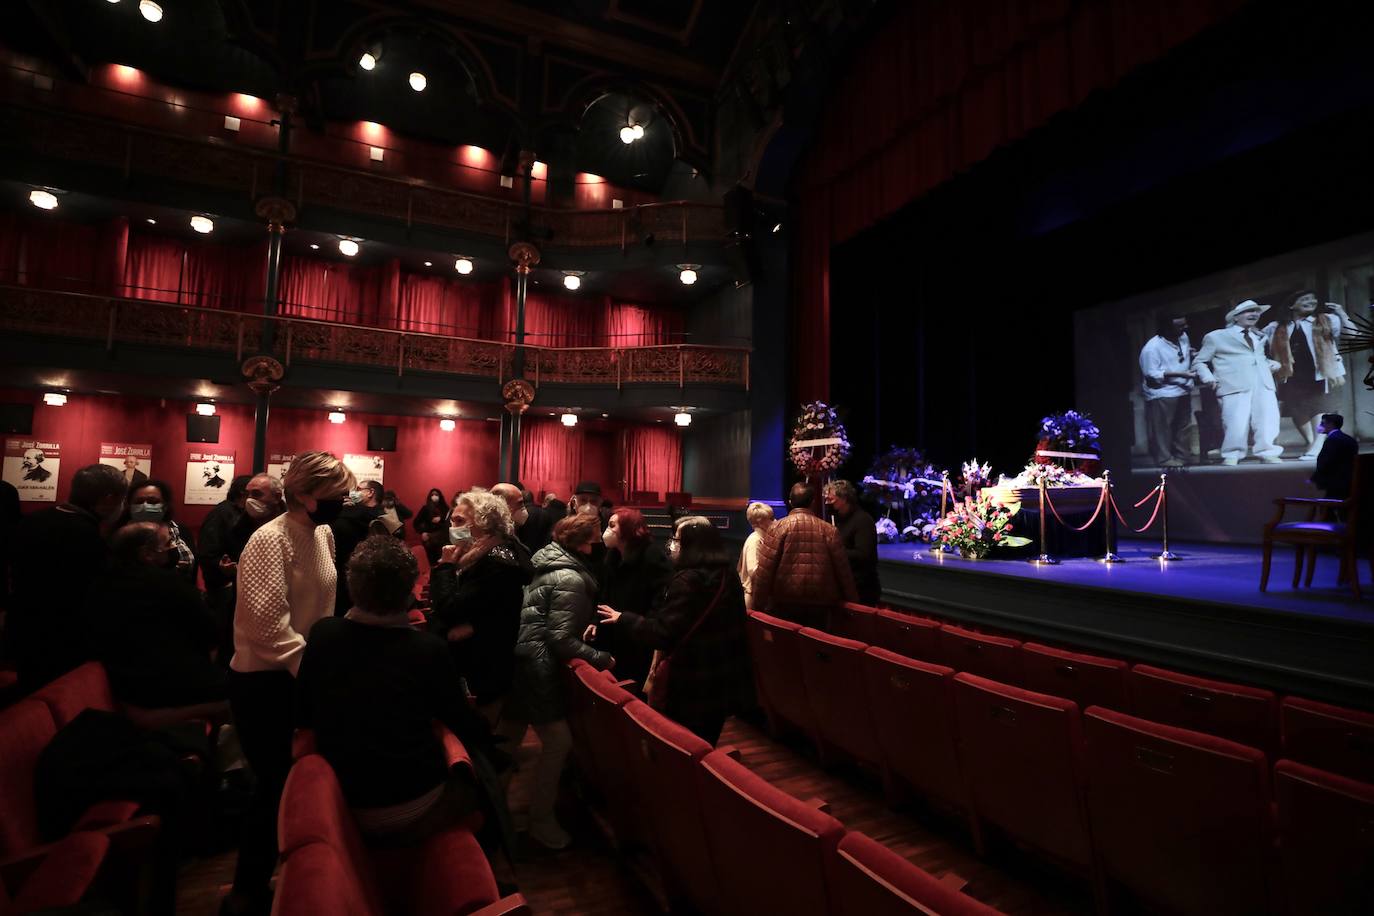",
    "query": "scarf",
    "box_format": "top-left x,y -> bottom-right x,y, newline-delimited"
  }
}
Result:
457,534 -> 502,570
1272,316 -> 1344,386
